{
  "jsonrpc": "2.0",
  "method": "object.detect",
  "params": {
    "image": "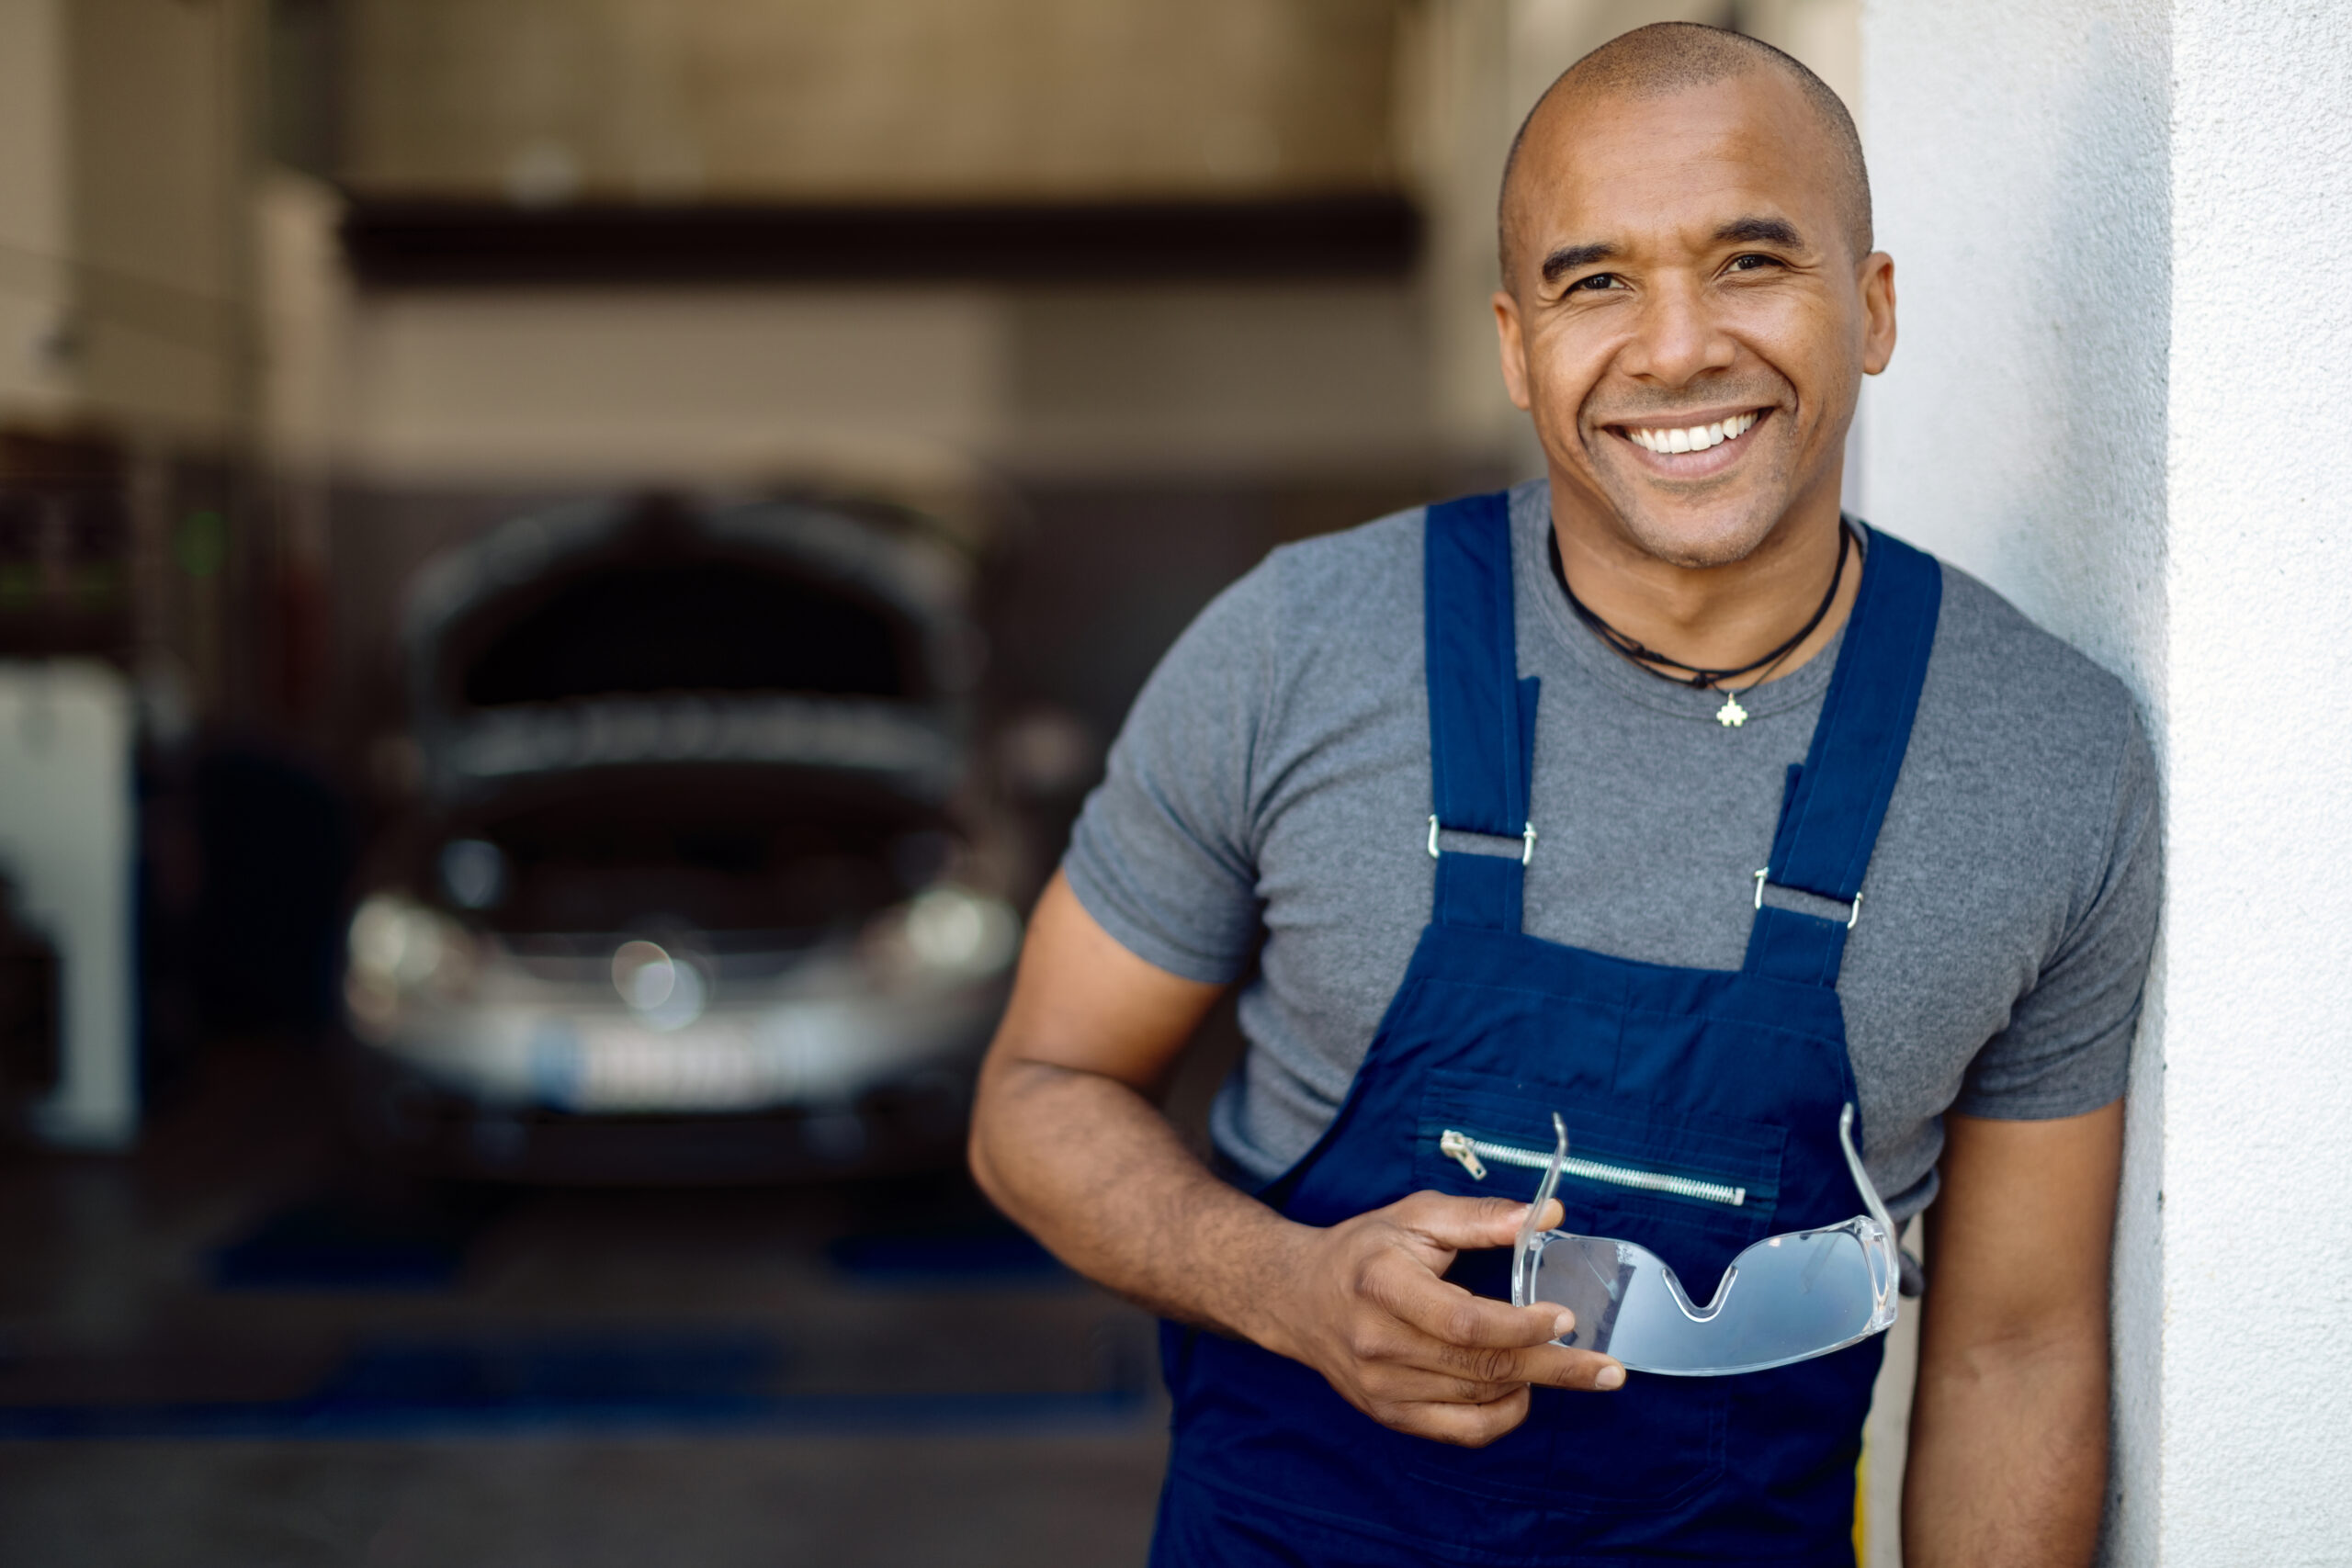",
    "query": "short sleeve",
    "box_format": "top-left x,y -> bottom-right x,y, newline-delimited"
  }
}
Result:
1060,557 -> 1279,984
1955,707 -> 2161,1118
